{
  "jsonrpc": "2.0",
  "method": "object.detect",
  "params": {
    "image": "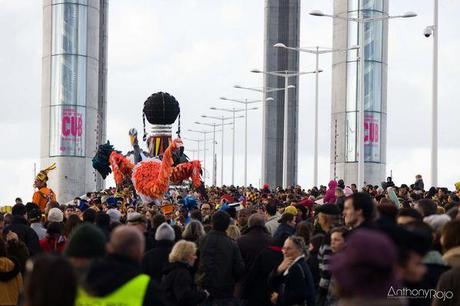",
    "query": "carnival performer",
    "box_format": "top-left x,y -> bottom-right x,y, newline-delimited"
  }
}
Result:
32,163 -> 57,212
